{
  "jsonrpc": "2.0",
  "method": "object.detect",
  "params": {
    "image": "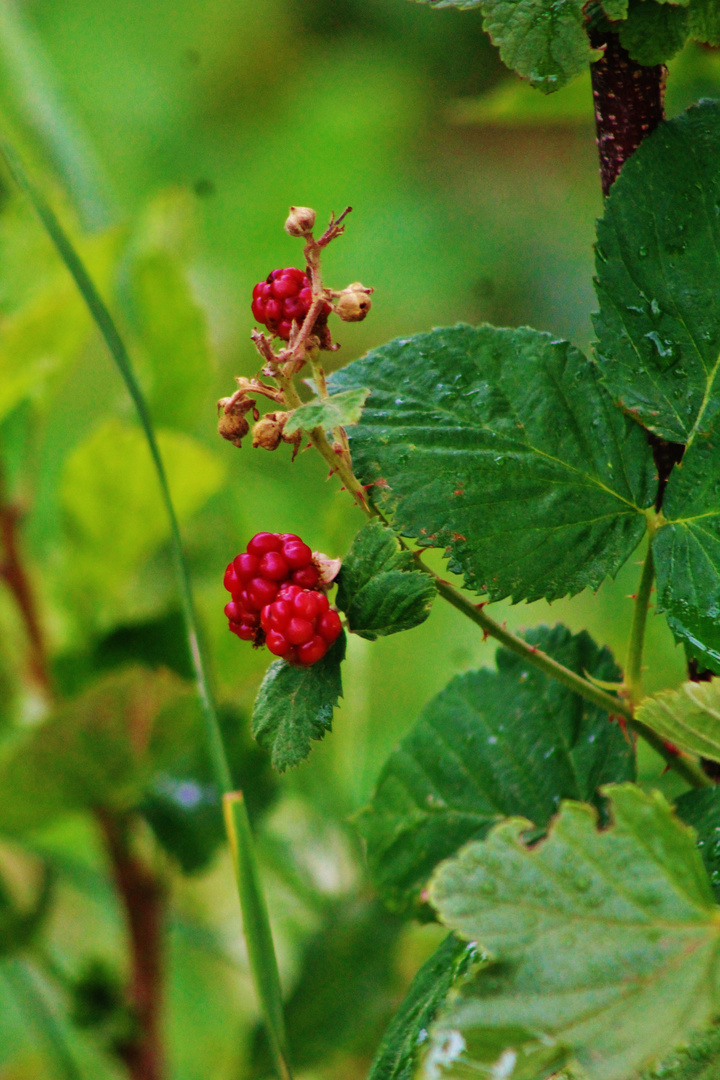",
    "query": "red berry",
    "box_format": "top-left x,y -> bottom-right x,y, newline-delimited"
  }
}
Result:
266,630 -> 292,657
286,617 -> 315,645
250,268 -> 330,341
259,551 -> 290,581
298,636 -> 328,666
229,622 -> 257,642
292,564 -> 320,589
233,552 -> 260,583
293,590 -> 324,620
224,562 -> 241,593
247,577 -> 279,610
